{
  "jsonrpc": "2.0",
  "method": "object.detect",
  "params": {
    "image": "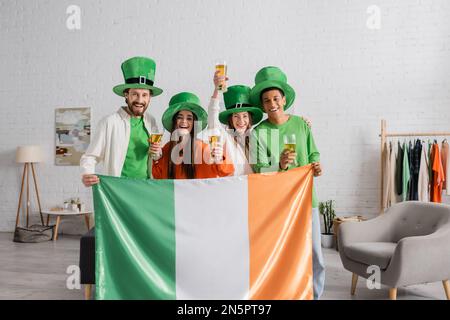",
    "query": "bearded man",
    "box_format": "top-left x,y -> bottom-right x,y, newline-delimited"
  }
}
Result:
81,56 -> 163,186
